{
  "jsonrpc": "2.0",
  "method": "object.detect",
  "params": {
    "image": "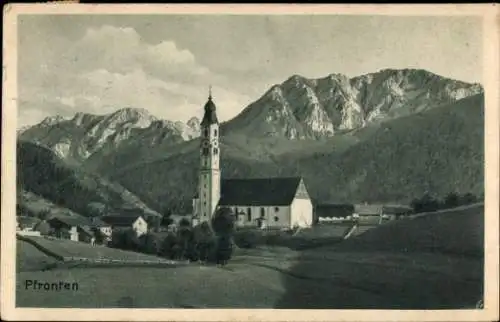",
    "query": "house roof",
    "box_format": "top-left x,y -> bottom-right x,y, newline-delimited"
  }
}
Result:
17,216 -> 41,228
315,204 -> 354,218
101,215 -> 144,227
218,177 -> 304,206
48,215 -> 92,227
